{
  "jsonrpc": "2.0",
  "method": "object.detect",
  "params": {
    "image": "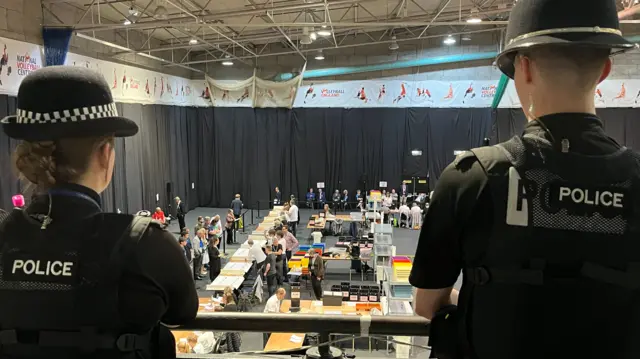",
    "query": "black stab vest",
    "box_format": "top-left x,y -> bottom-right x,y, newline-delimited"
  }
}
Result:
0,209 -> 155,359
462,135 -> 640,359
